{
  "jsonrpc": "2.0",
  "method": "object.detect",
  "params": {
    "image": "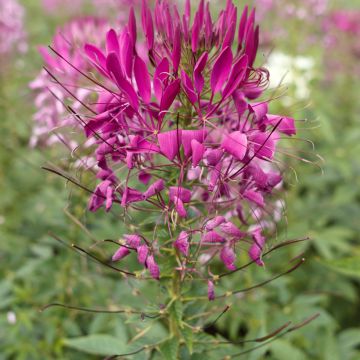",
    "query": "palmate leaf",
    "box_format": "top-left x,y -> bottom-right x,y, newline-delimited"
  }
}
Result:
320,257 -> 360,279
63,334 -> 129,356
